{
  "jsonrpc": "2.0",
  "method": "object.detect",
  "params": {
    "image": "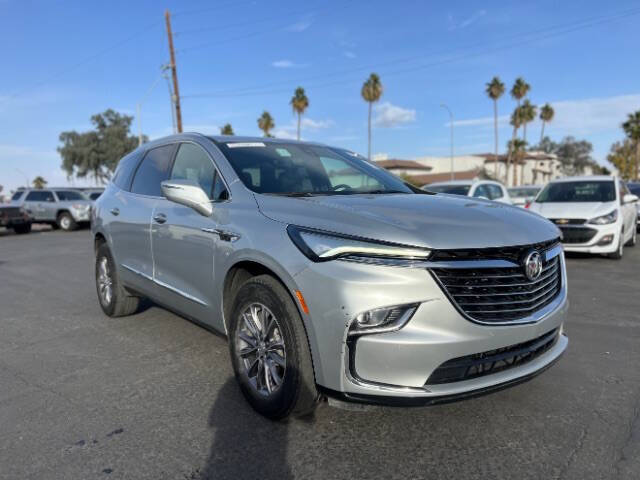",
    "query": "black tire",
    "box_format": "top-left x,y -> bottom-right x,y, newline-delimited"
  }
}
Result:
13,223 -> 32,234
95,243 -> 140,317
228,275 -> 319,420
57,211 -> 77,231
625,226 -> 636,247
608,231 -> 624,259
